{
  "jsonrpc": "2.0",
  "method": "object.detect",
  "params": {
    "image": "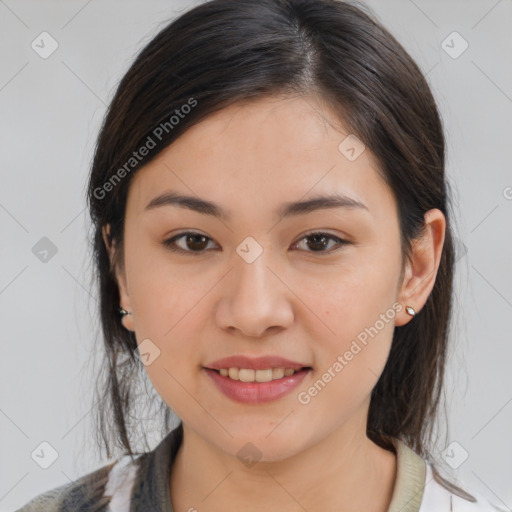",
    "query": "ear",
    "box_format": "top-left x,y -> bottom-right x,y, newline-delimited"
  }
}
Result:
395,209 -> 446,327
102,224 -> 135,332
